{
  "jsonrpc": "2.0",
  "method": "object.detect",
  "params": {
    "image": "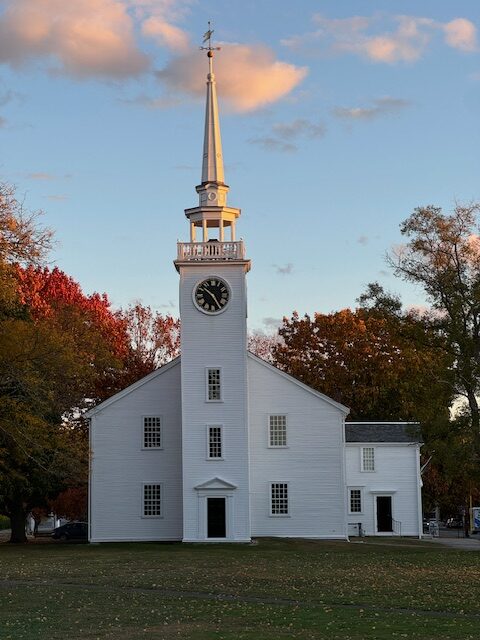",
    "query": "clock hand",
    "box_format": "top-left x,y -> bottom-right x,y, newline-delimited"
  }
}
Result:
205,288 -> 221,308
